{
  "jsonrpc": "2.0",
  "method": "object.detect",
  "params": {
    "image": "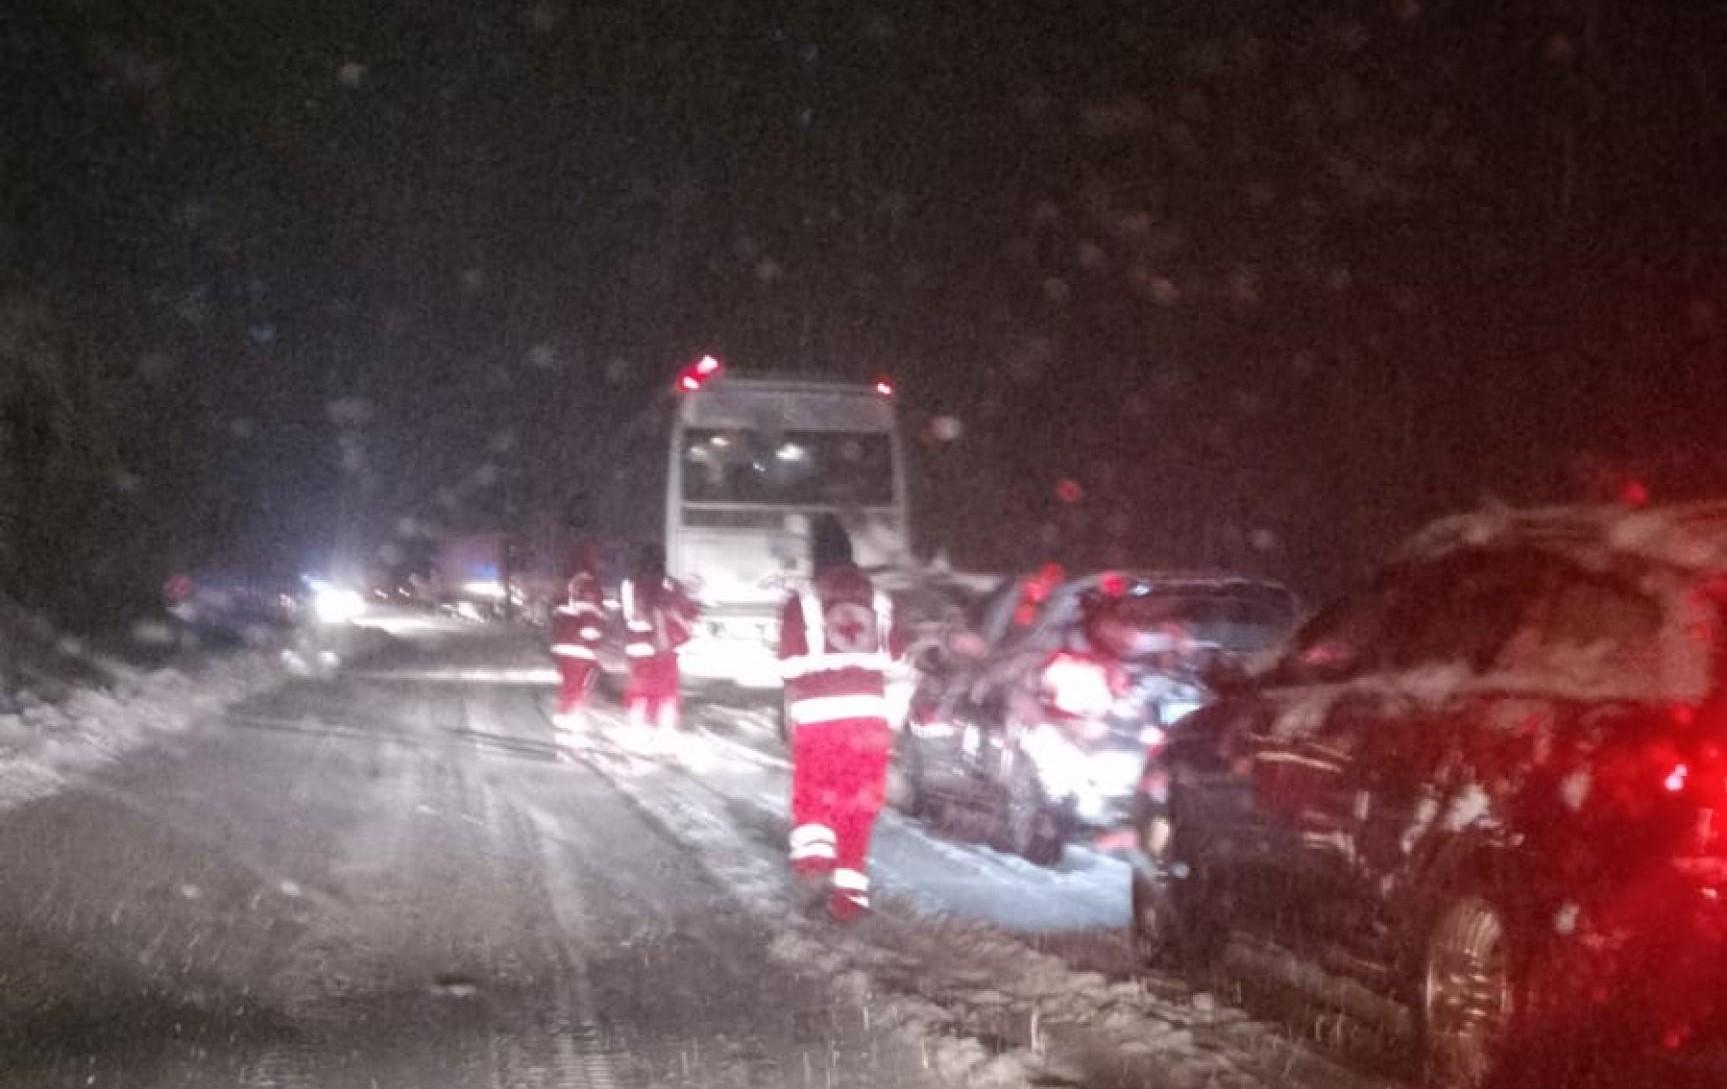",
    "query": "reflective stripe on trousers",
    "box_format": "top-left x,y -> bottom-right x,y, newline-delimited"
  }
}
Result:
832,867 -> 869,892
790,823 -> 837,861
